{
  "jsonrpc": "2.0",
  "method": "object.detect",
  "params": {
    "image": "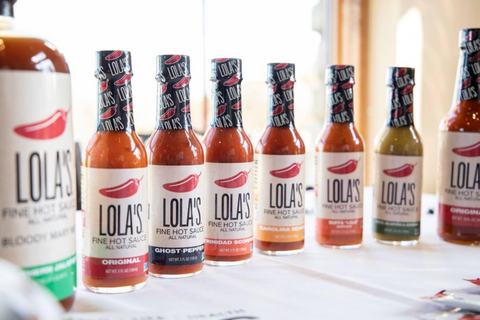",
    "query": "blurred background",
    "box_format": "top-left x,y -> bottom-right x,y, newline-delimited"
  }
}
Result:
12,0 -> 480,193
